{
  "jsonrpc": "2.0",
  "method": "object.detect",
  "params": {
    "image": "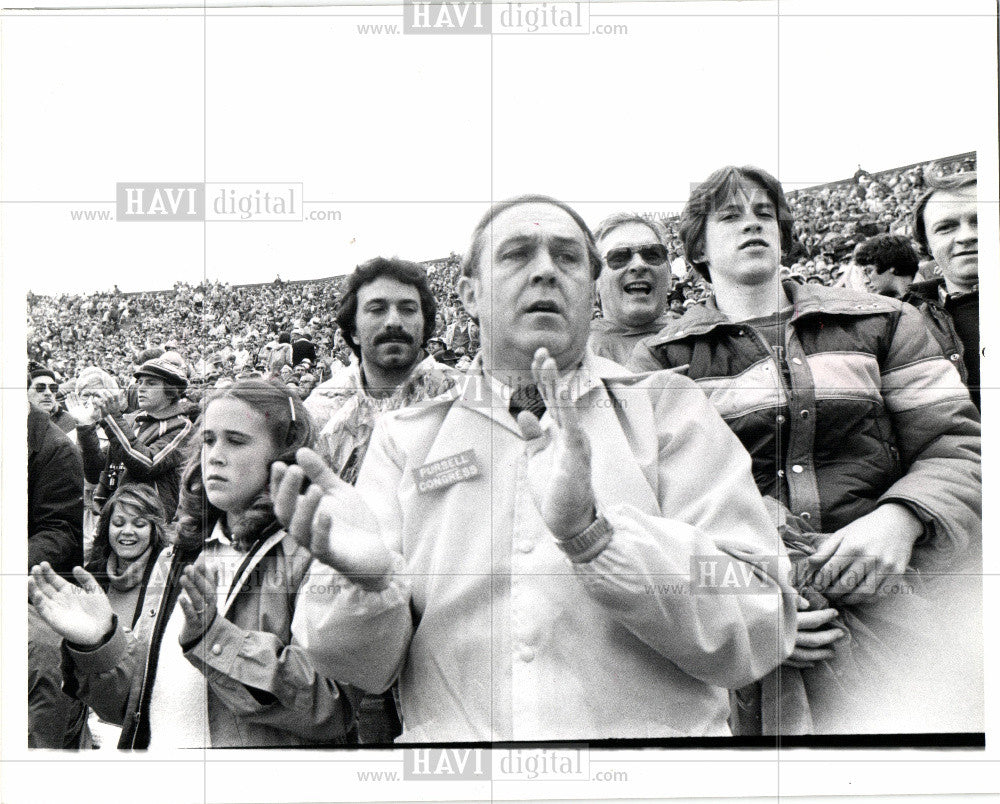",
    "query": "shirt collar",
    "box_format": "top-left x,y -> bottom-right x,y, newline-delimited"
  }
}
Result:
938,281 -> 978,305
464,351 -> 607,415
205,520 -> 232,547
